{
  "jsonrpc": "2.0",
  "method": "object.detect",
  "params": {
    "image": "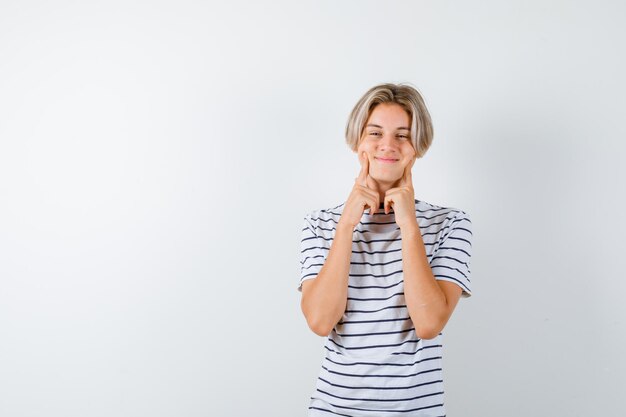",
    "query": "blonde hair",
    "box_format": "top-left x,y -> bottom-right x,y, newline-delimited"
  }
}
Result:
345,83 -> 434,158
